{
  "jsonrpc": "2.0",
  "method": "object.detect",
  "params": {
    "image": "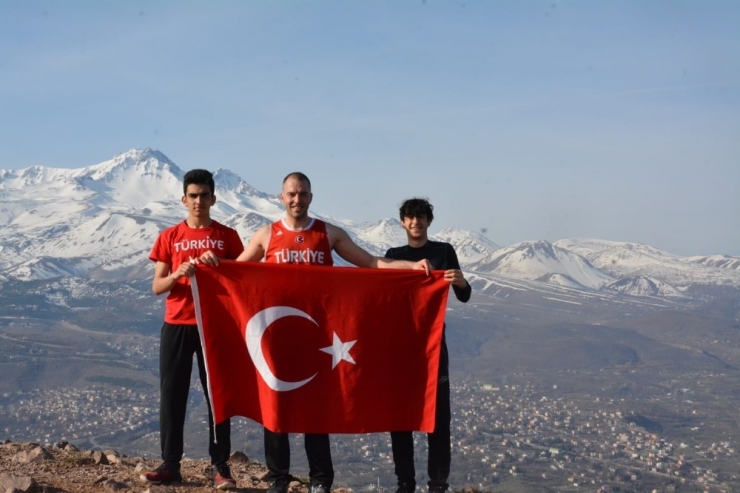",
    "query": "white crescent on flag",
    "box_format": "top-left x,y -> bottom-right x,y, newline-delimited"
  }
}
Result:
246,306 -> 319,391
